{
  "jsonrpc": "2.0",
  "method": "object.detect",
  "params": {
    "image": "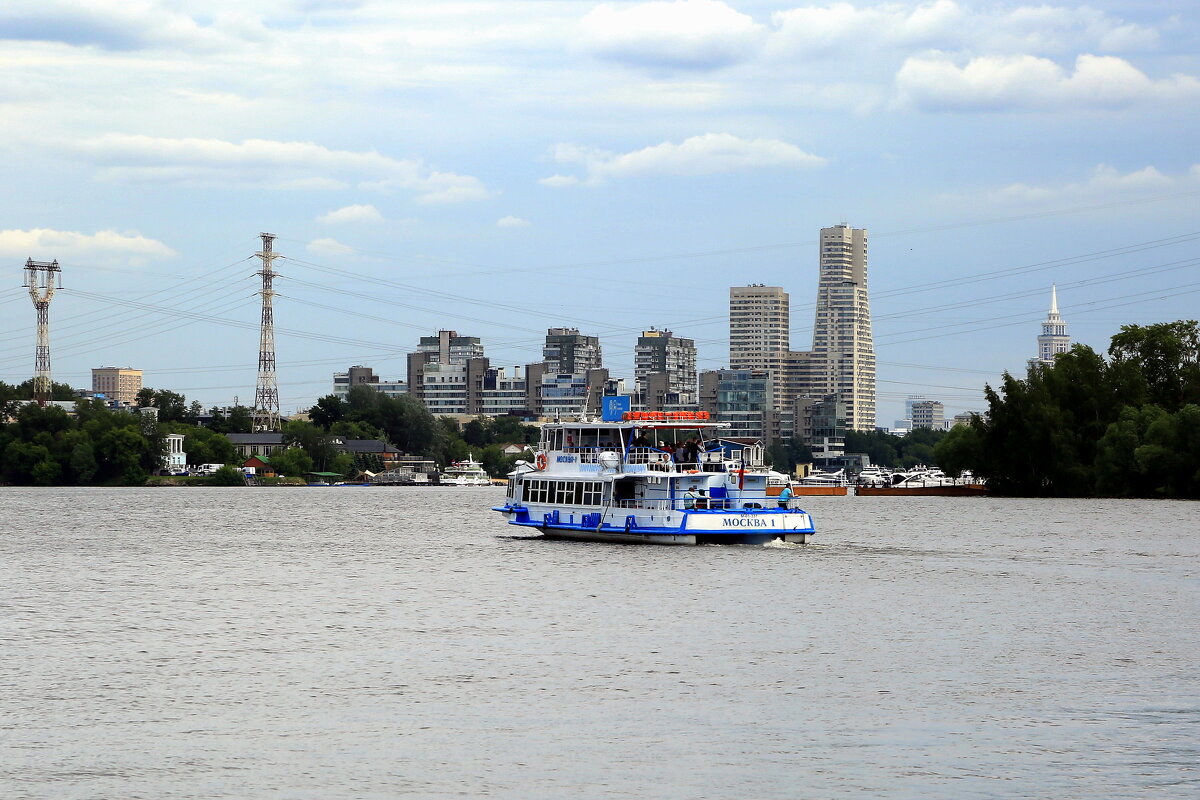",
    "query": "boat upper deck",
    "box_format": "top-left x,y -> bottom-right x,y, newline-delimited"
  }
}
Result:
533,414 -> 764,477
